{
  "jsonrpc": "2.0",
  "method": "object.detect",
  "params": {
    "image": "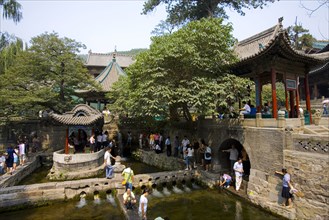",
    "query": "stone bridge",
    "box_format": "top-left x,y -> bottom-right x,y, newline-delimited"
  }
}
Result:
0,155 -> 199,212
